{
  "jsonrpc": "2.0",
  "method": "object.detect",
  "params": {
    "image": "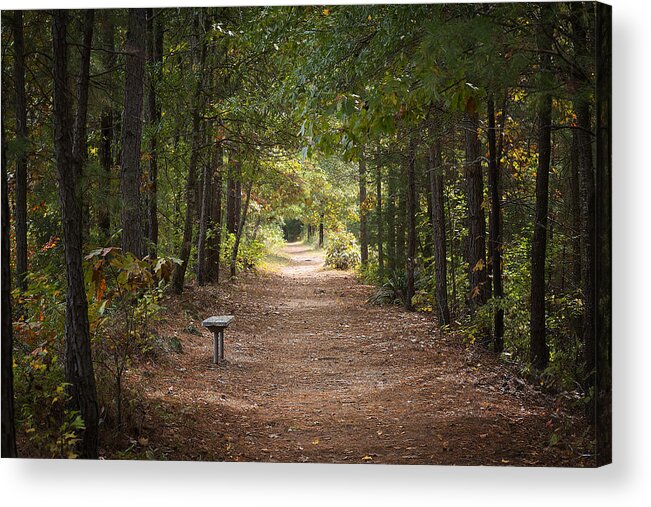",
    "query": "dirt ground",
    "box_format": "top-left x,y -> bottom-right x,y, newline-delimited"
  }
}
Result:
124,243 -> 594,466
